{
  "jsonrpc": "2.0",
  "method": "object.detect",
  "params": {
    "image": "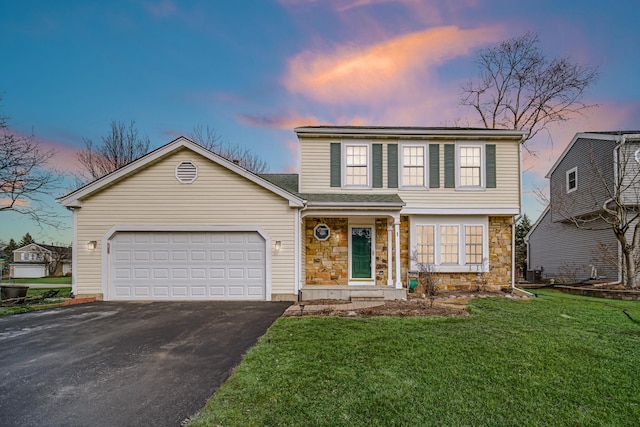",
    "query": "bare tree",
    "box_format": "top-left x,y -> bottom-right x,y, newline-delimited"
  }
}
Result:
553,139 -> 640,289
461,32 -> 599,145
1,103 -> 60,227
188,125 -> 269,174
77,120 -> 150,182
